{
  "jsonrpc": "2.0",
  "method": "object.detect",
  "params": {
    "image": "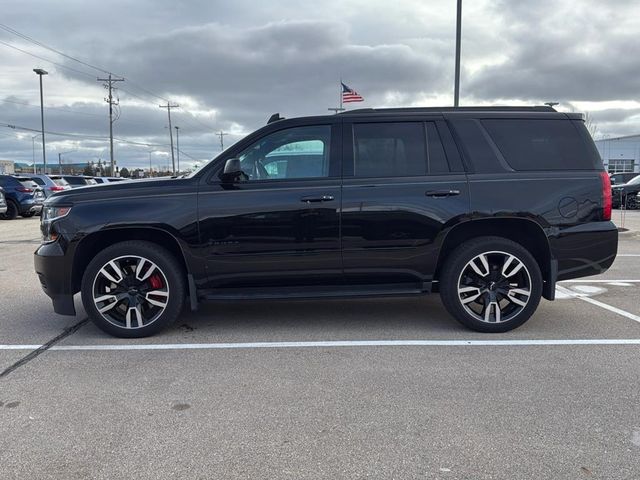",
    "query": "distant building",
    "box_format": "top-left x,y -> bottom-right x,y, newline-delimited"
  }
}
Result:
0,160 -> 15,174
595,134 -> 640,174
